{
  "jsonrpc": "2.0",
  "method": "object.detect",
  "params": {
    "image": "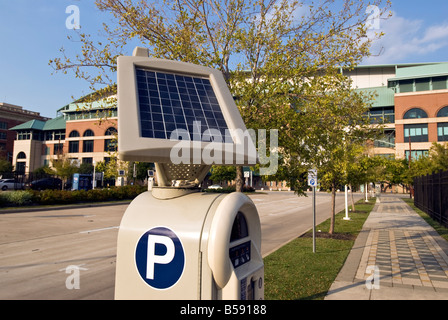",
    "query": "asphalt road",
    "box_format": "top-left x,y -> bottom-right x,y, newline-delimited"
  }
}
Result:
0,191 -> 362,300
